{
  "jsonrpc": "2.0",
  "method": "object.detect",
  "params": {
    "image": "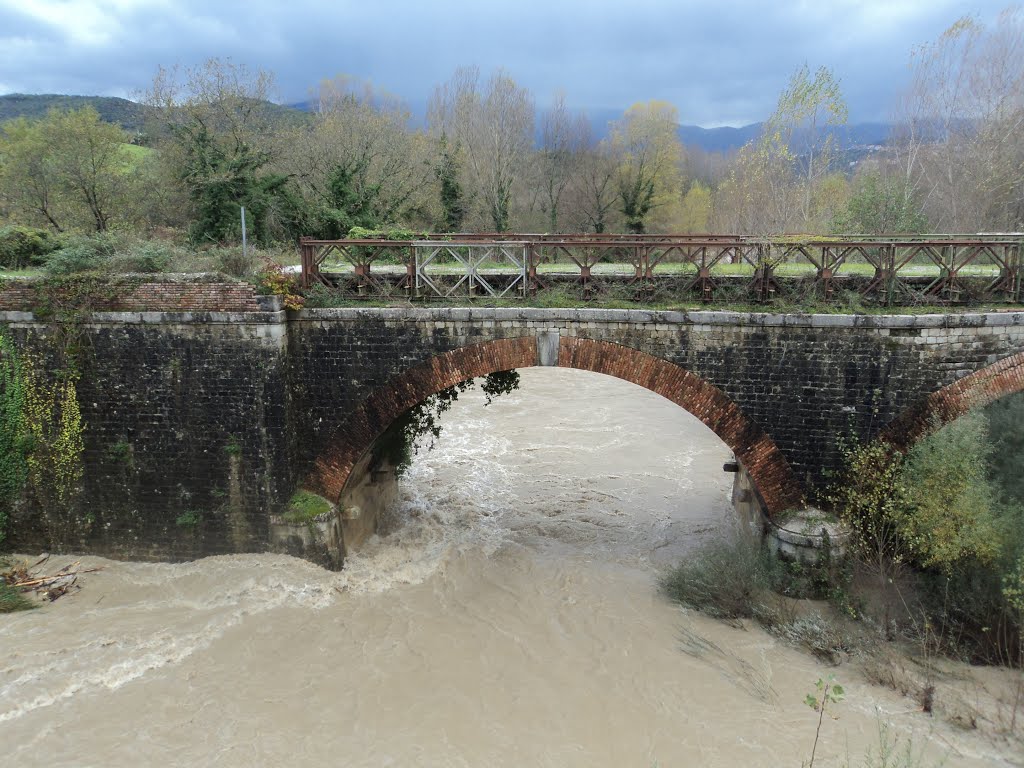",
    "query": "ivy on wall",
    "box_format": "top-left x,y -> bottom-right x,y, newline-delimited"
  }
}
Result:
0,331 -> 85,548
22,355 -> 85,510
0,334 -> 27,547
